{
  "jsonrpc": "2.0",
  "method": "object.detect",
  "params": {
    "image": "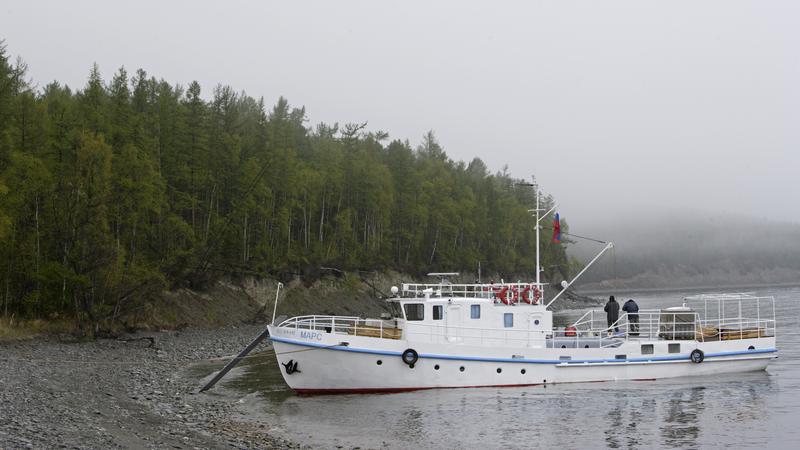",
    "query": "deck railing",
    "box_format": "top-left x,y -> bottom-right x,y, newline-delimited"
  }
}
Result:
569,294 -> 776,343
401,282 -> 544,302
567,310 -> 697,343
278,315 -> 403,340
